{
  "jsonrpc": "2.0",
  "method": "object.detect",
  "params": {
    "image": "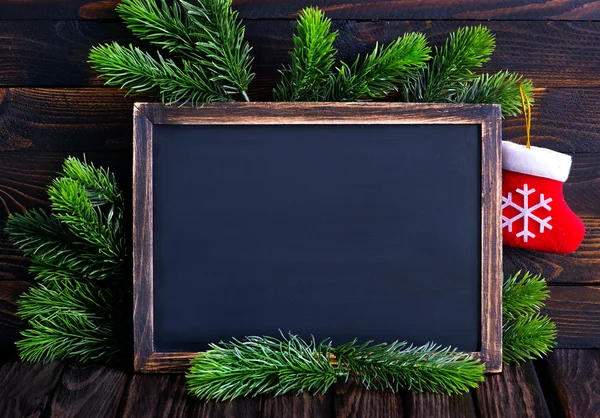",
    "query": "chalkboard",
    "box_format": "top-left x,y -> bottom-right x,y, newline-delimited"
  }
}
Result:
133,103 -> 502,373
